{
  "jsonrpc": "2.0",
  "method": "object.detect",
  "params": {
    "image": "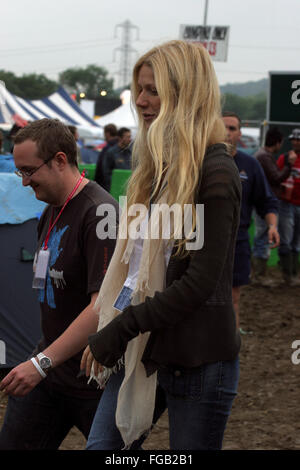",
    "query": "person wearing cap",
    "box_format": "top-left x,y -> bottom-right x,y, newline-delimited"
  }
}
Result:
276,128 -> 300,286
